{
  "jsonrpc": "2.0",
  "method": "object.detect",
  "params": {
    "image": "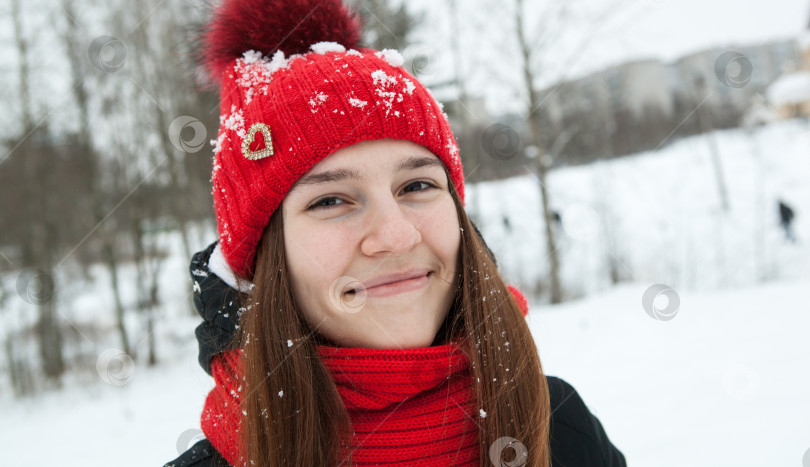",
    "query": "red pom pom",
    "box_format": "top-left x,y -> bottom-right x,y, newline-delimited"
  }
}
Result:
201,0 -> 362,83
